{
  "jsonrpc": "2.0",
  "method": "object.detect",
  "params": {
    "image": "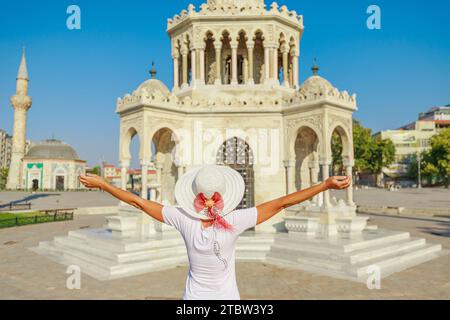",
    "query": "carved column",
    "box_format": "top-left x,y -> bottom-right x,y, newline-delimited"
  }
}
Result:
292,51 -> 299,89
243,58 -> 248,84
120,159 -> 130,191
190,48 -> 197,86
198,47 -> 205,85
282,46 -> 289,87
284,160 -> 296,195
140,160 -> 150,200
272,46 -> 279,83
264,46 -> 270,83
309,161 -> 319,204
155,161 -> 163,202
247,43 -> 255,85
150,187 -> 157,201
320,160 -> 331,209
180,44 -> 189,88
230,41 -> 238,85
344,160 -> 355,207
172,52 -> 180,91
214,41 -> 222,85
